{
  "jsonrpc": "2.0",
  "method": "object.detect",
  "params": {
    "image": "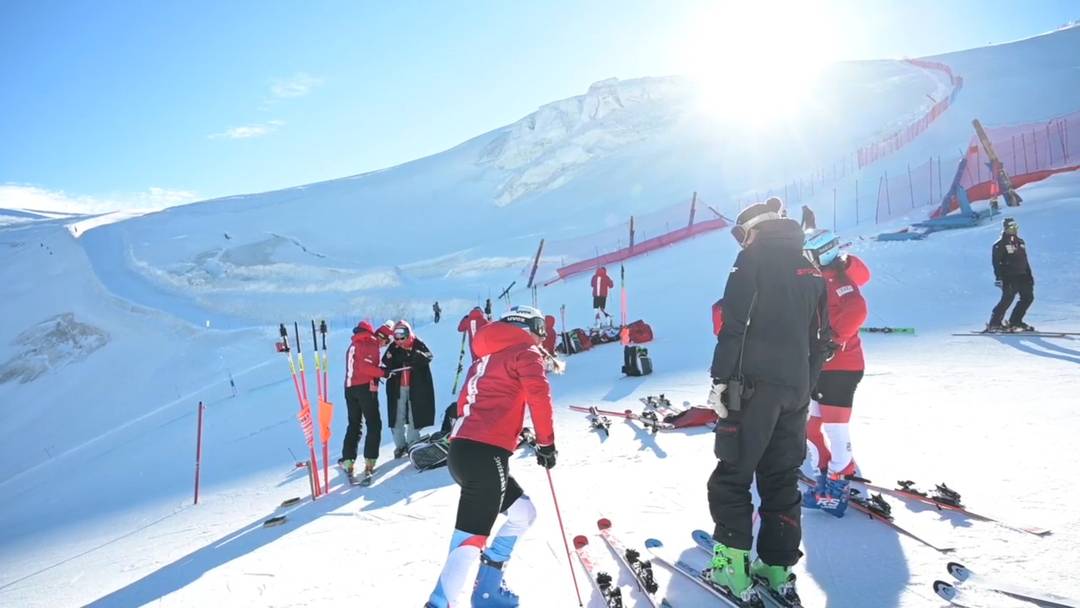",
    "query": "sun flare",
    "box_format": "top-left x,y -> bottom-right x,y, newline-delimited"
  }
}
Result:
678,1 -> 839,127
